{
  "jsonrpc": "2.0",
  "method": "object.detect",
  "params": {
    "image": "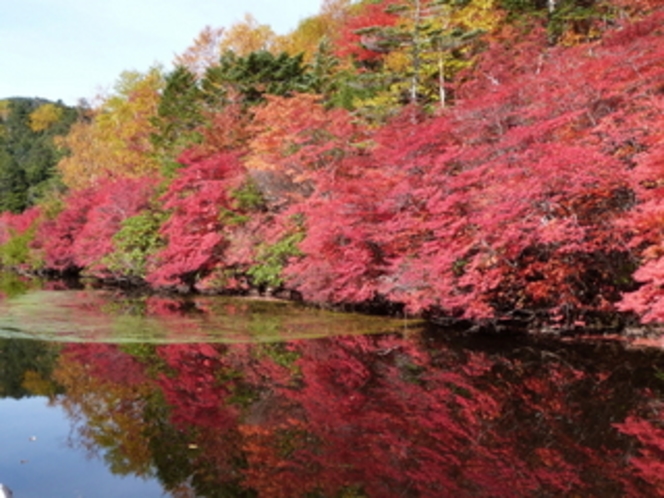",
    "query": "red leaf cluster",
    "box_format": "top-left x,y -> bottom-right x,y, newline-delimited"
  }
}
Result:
146,151 -> 244,288
34,177 -> 156,272
0,206 -> 41,245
